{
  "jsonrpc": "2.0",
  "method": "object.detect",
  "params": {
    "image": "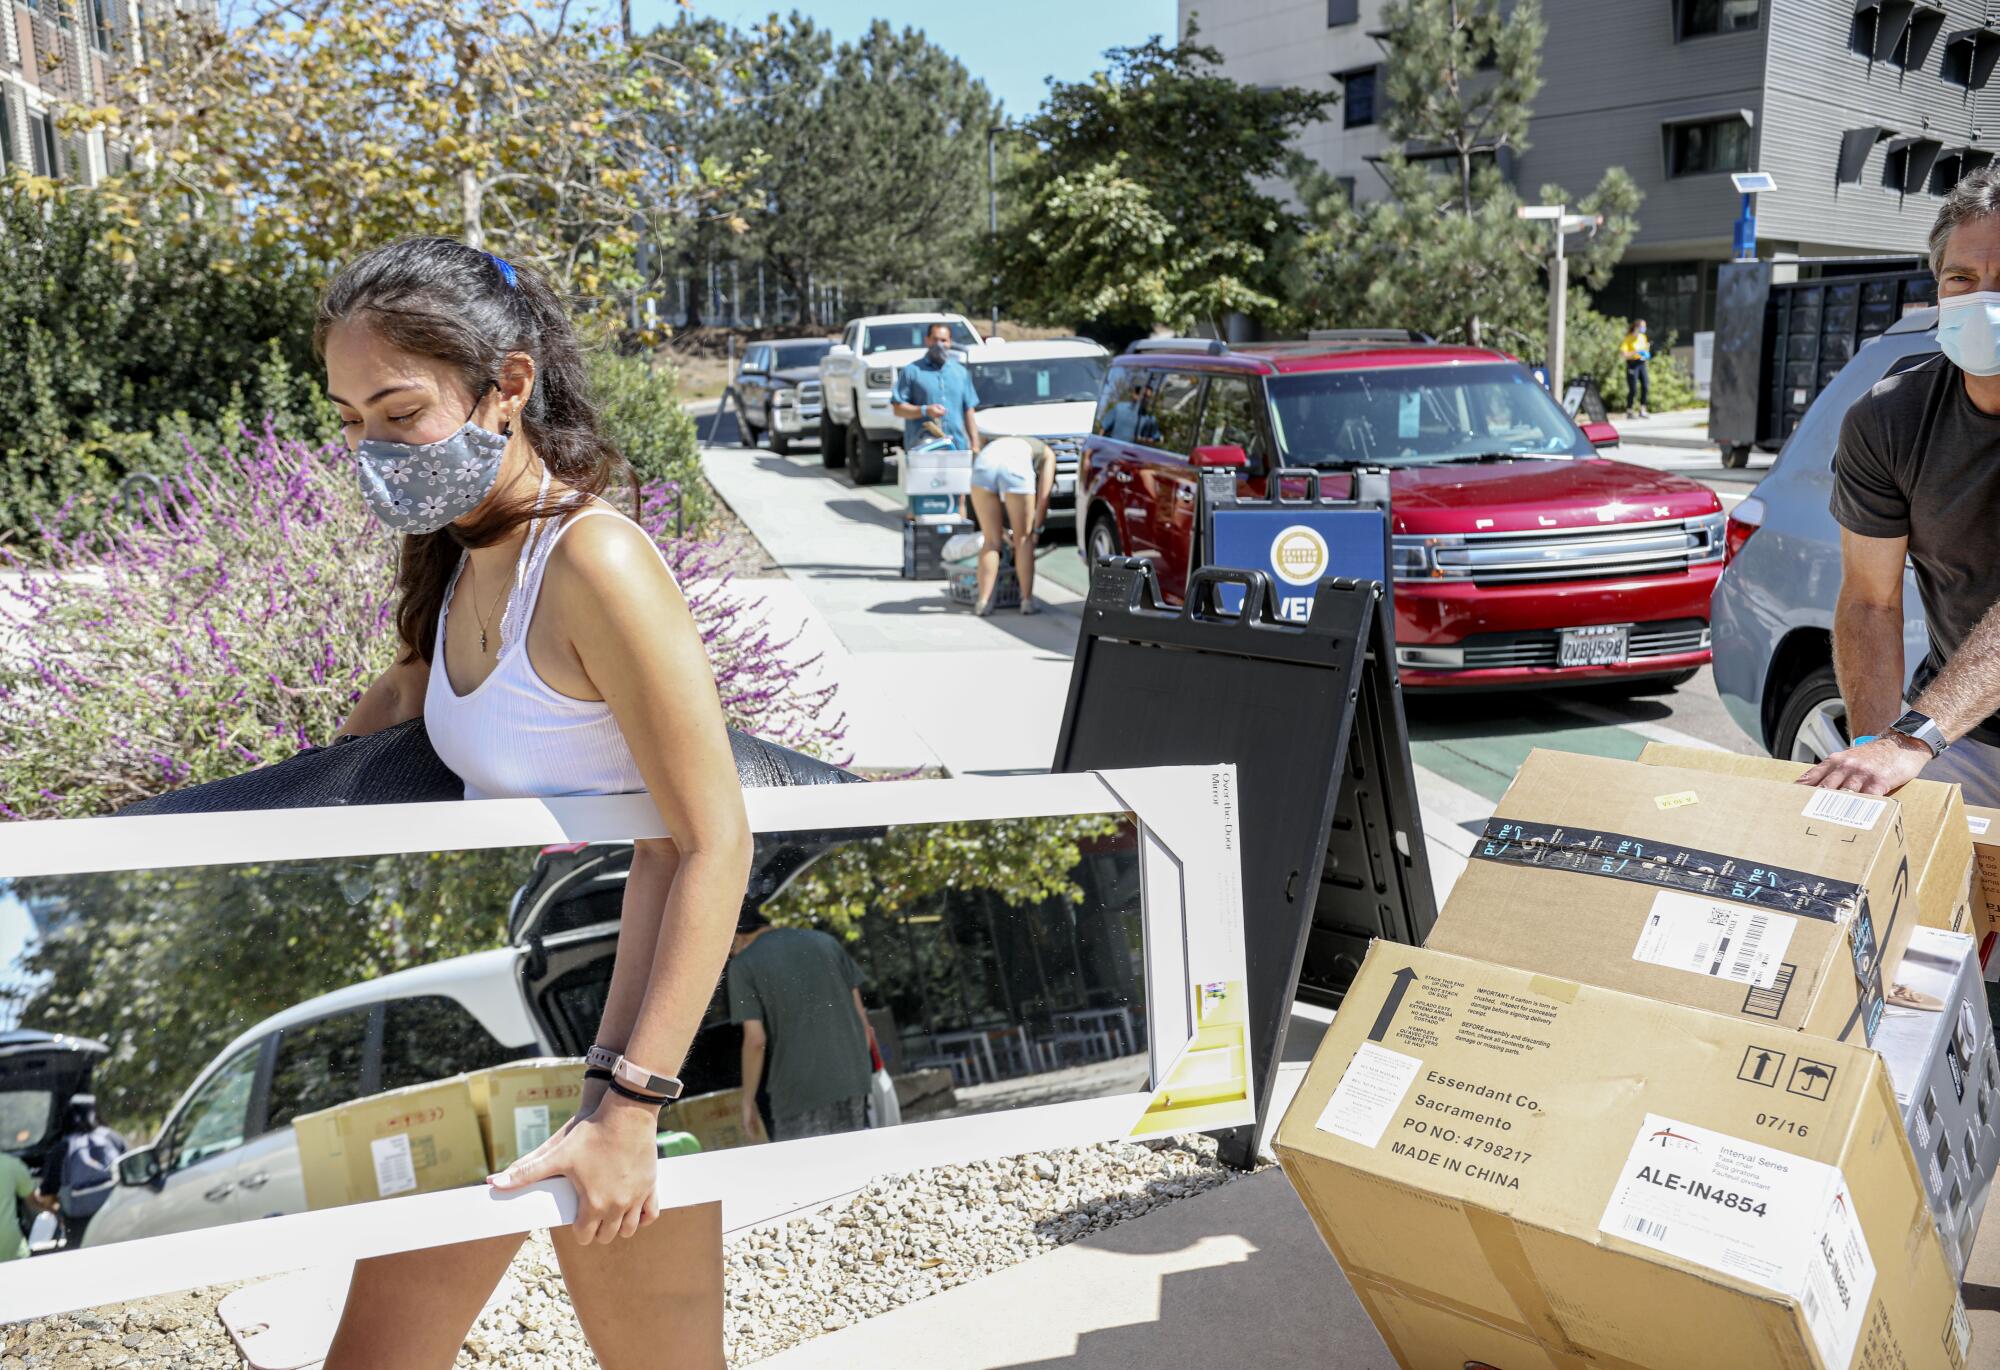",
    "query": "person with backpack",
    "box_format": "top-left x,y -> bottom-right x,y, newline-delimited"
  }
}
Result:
35,1095 -> 125,1249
